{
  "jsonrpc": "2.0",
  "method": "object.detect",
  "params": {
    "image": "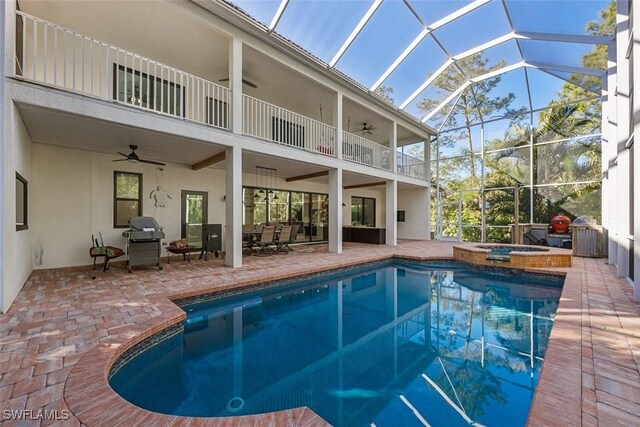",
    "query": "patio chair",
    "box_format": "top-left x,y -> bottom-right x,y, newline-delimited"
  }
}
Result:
255,225 -> 276,256
275,225 -> 293,254
281,224 -> 299,252
89,232 -> 125,272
